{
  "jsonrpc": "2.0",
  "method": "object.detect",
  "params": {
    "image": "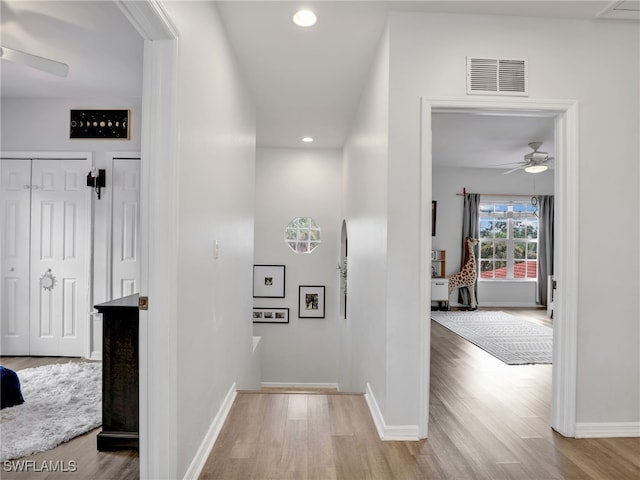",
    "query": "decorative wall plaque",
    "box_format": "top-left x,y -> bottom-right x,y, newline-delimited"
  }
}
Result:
70,109 -> 130,139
